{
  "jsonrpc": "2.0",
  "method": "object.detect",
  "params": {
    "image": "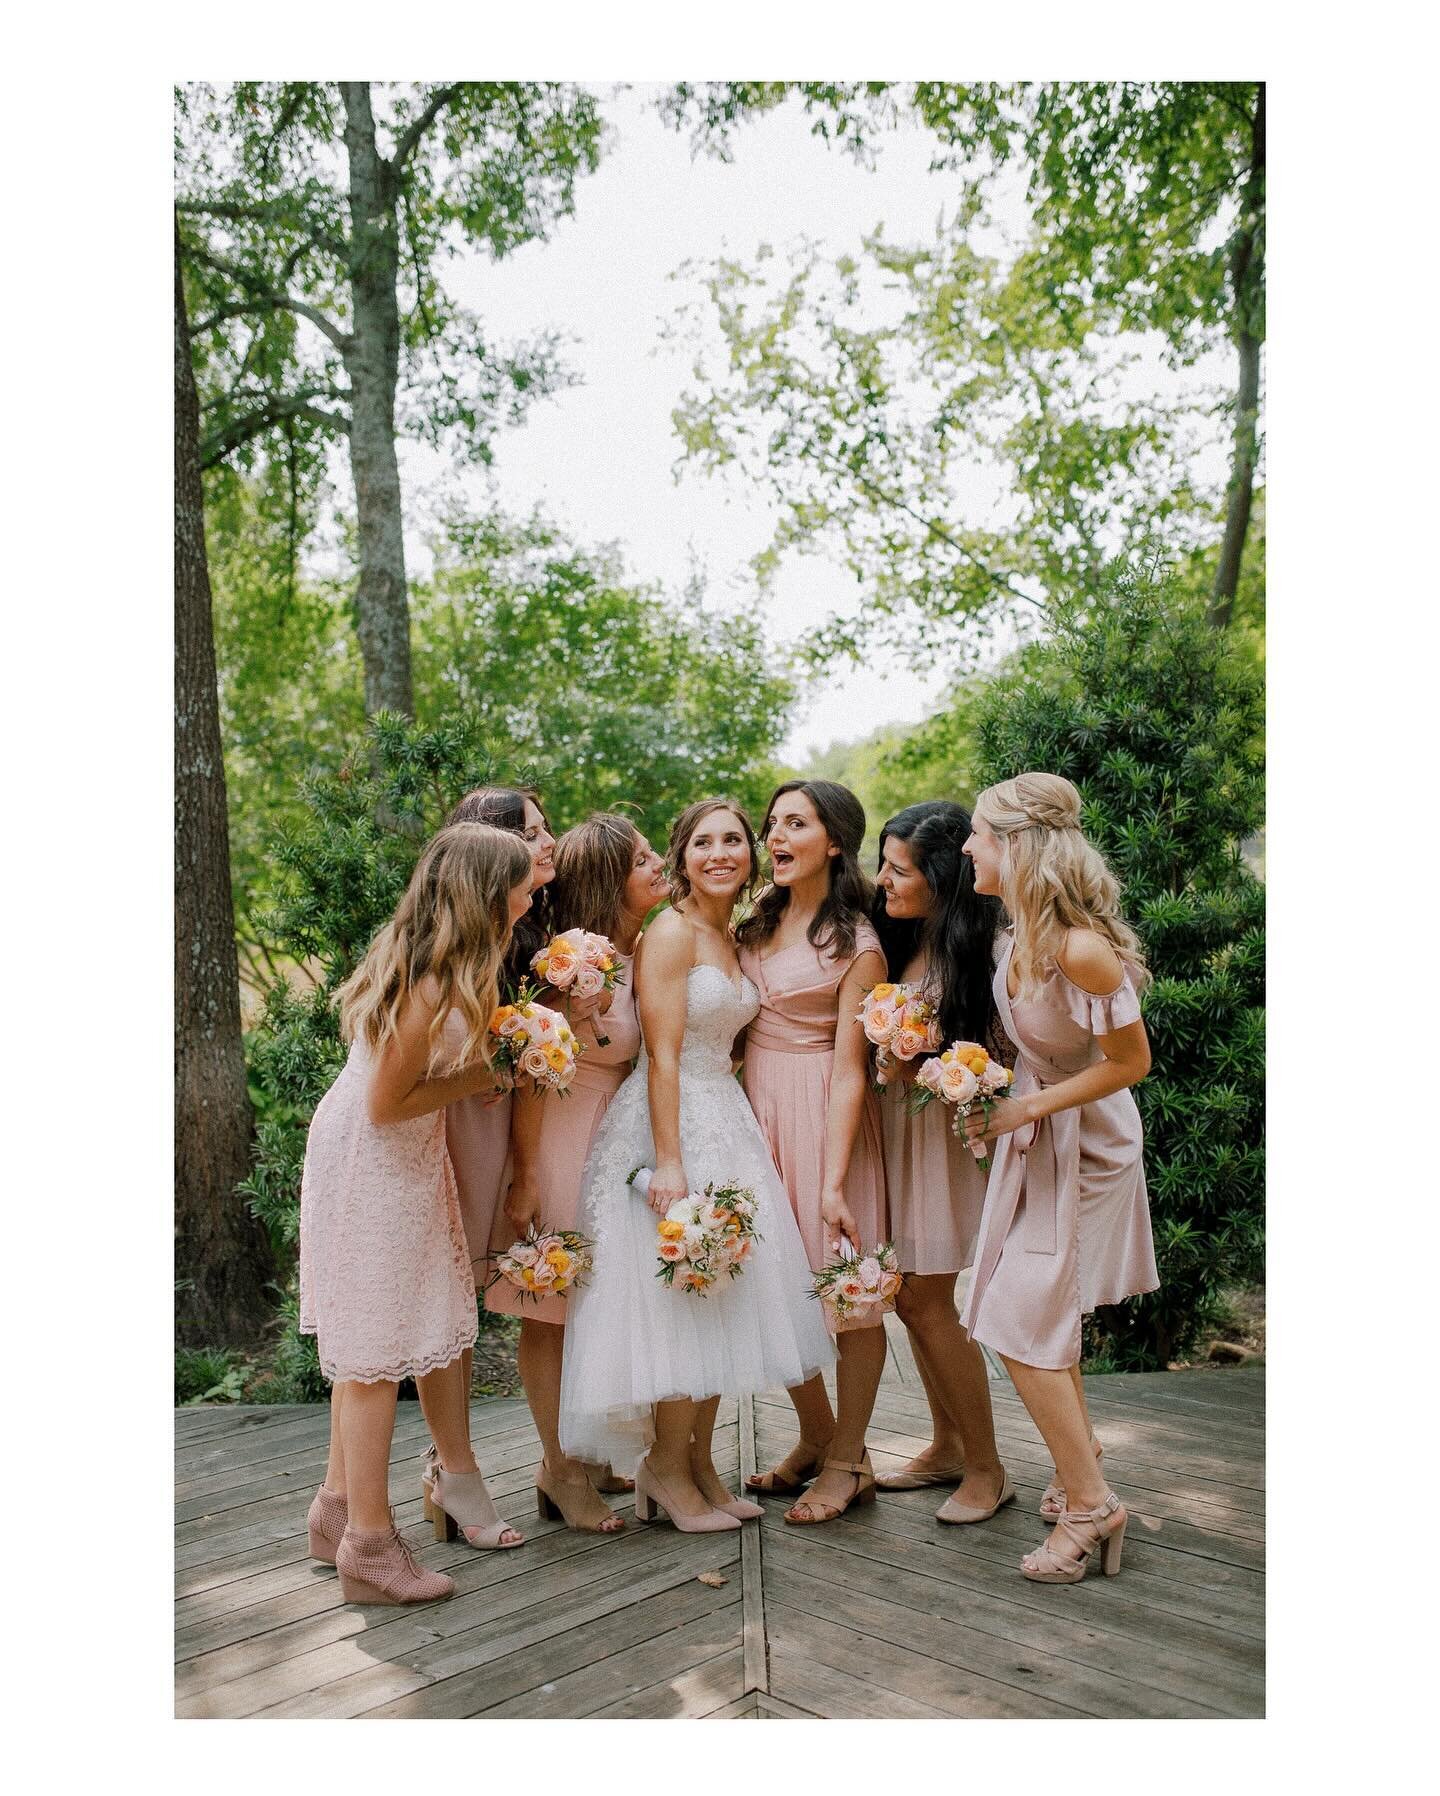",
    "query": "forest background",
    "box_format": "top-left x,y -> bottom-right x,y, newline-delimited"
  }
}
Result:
174,80 -> 1265,1400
